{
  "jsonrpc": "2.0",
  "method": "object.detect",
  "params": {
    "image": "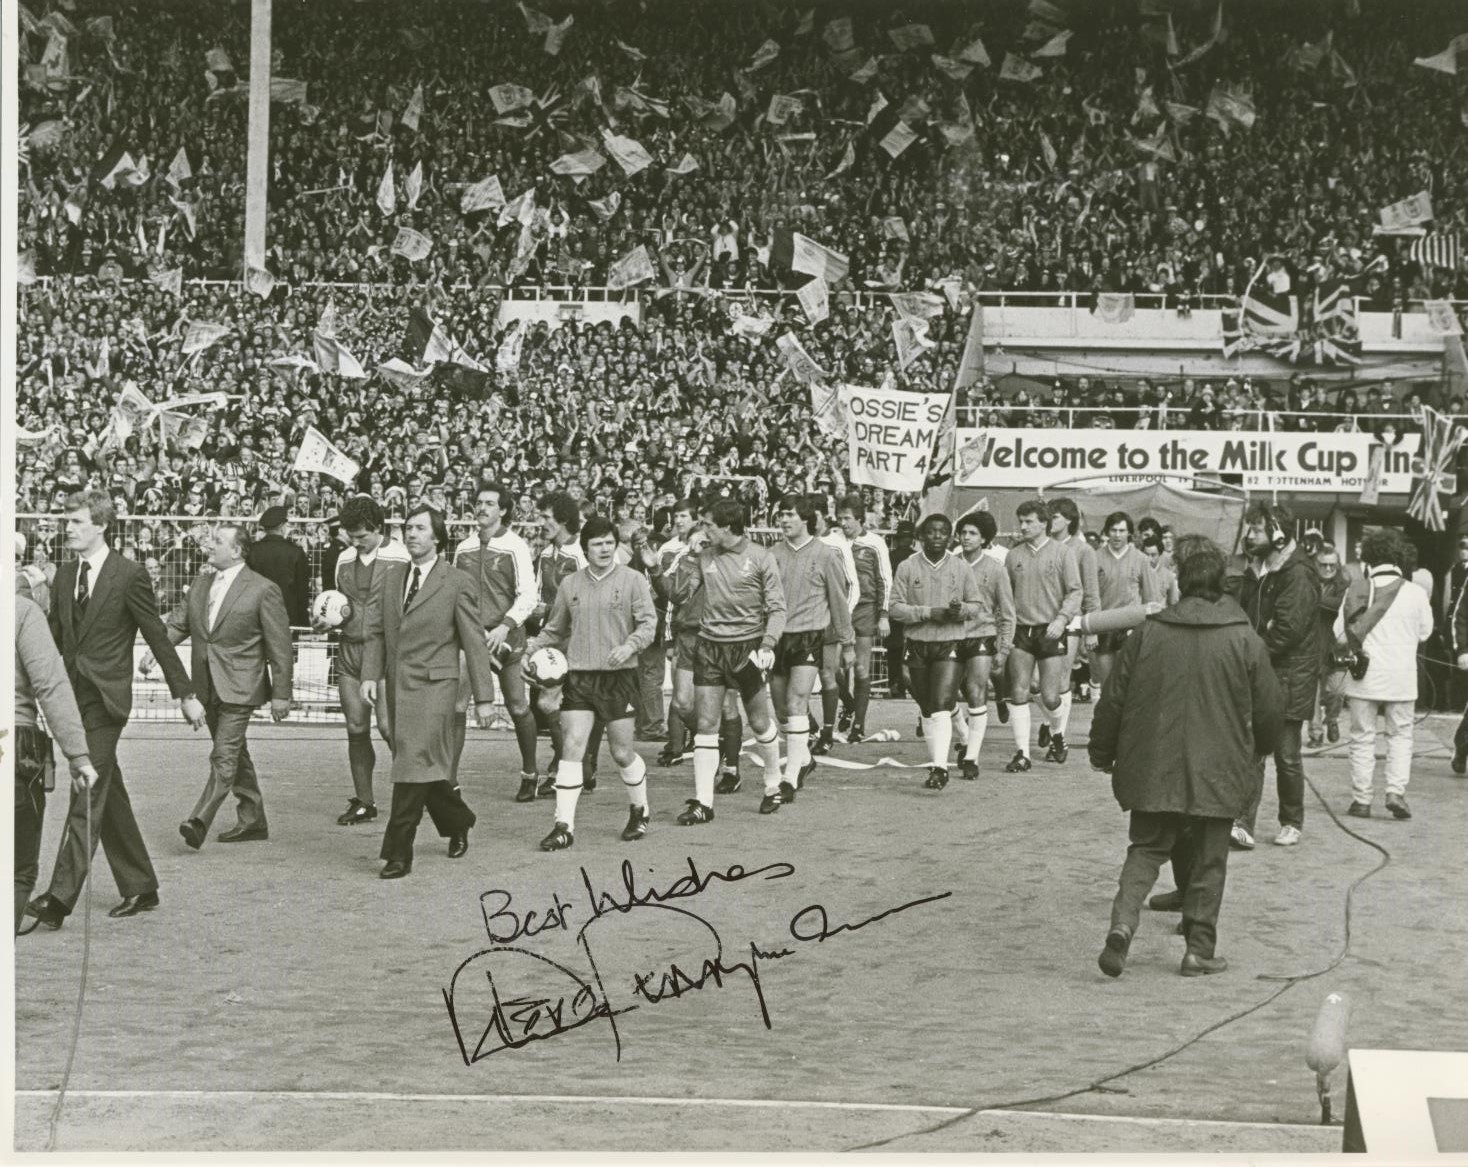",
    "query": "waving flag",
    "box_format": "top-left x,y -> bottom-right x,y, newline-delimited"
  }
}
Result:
376,160 -> 395,215
1407,406 -> 1465,530
312,334 -> 367,378
460,175 -> 505,213
292,426 -> 360,485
